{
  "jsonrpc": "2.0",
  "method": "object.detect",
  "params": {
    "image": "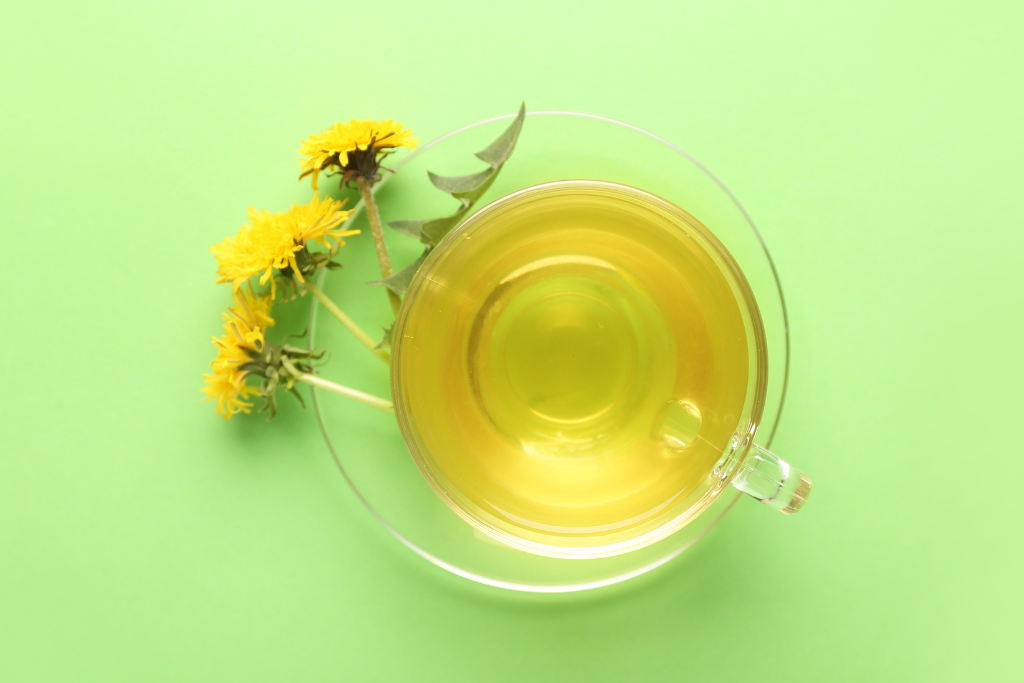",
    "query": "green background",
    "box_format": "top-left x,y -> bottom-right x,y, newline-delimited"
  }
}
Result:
2,1 -> 1021,680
